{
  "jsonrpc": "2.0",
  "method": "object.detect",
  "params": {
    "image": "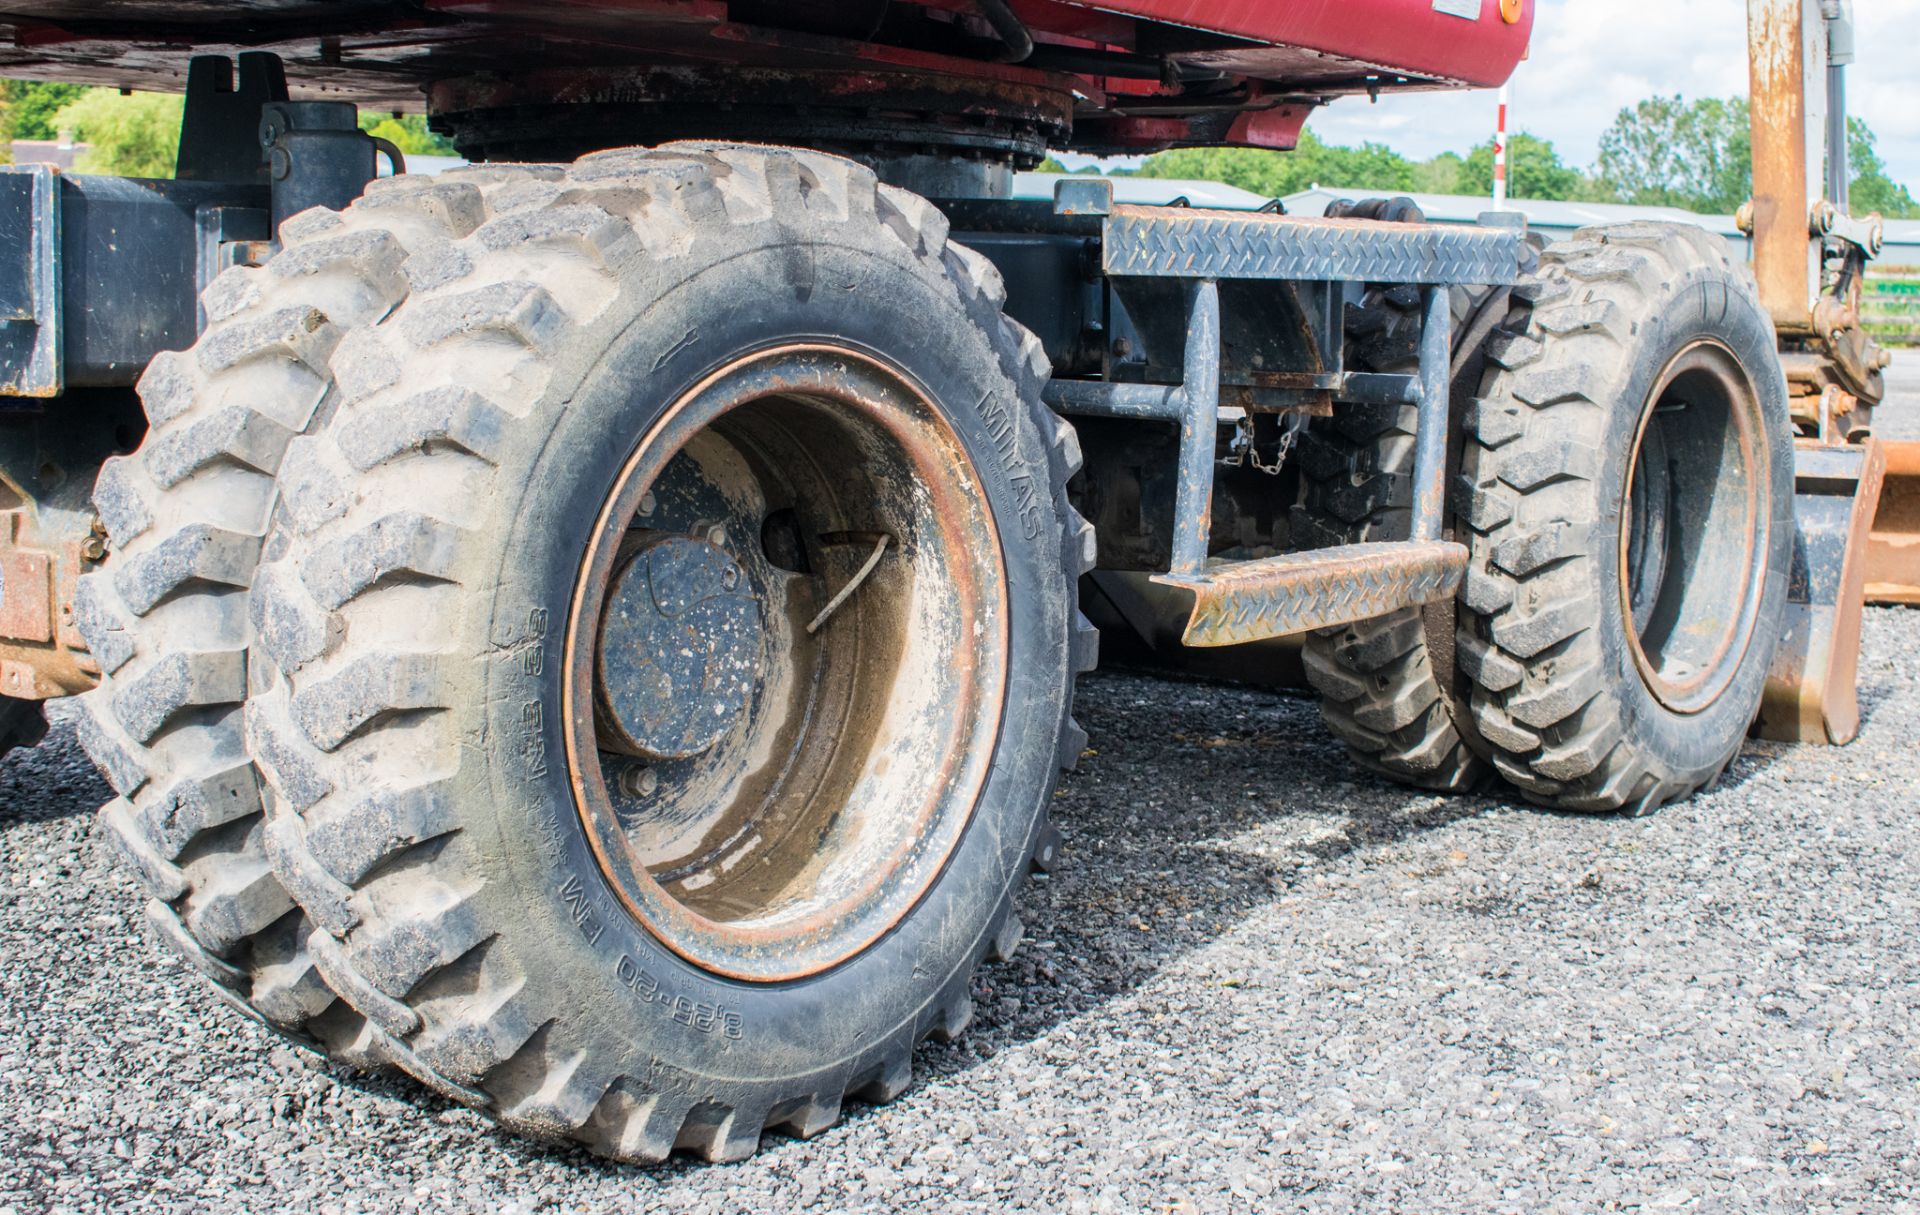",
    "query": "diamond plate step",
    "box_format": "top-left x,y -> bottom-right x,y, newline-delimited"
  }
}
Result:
1101,204 -> 1521,286
1153,541 -> 1468,647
